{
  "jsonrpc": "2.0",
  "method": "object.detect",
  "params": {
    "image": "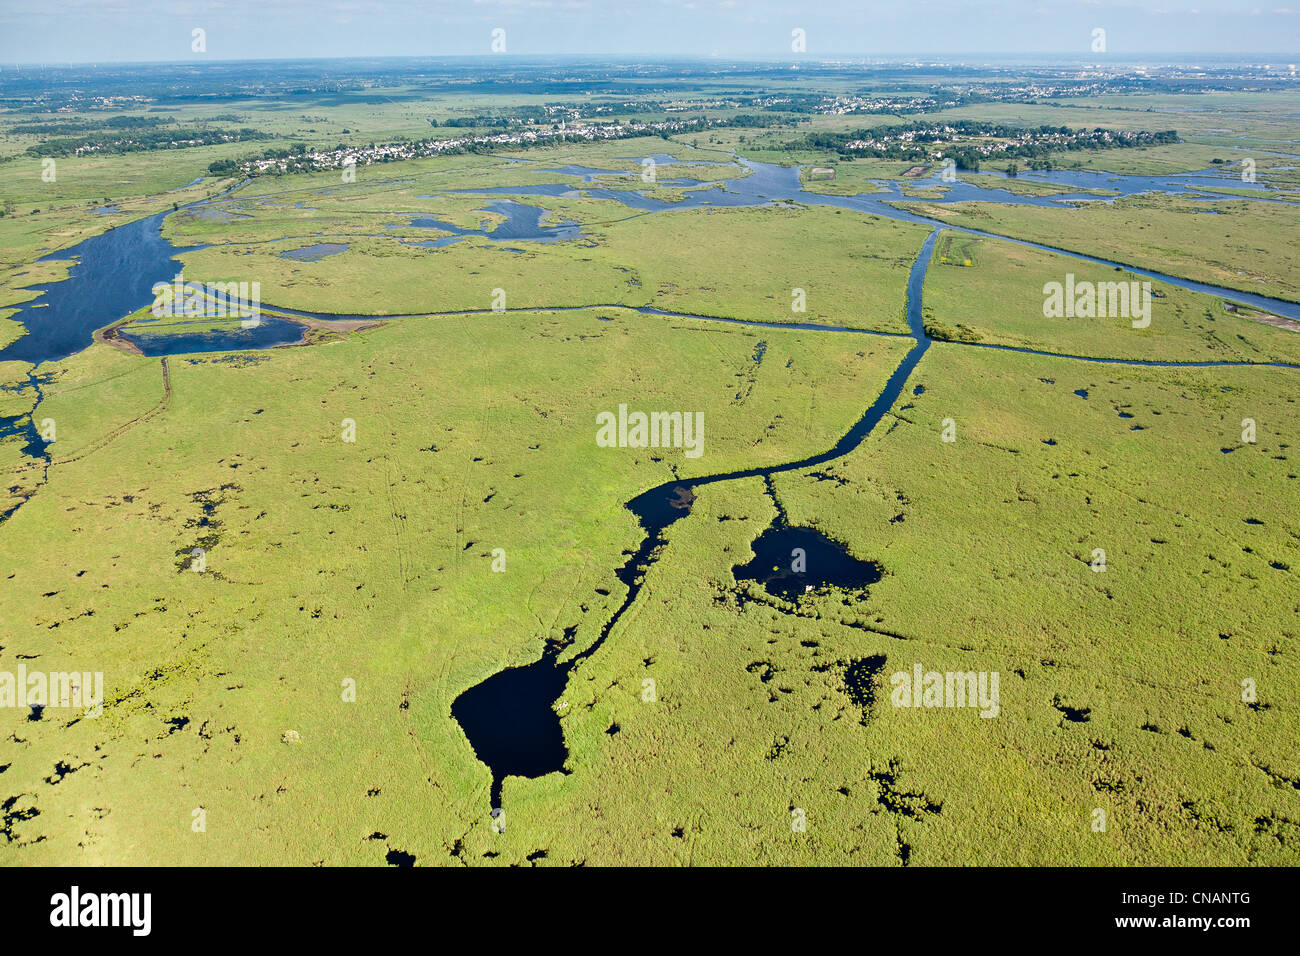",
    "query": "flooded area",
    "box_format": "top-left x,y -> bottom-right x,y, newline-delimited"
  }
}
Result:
401,199 -> 582,247
5,155 -> 1300,374
279,242 -> 350,261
